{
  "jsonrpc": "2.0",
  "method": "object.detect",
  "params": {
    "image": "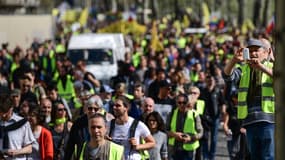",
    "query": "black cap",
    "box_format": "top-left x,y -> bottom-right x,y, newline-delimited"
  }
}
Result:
159,80 -> 171,88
